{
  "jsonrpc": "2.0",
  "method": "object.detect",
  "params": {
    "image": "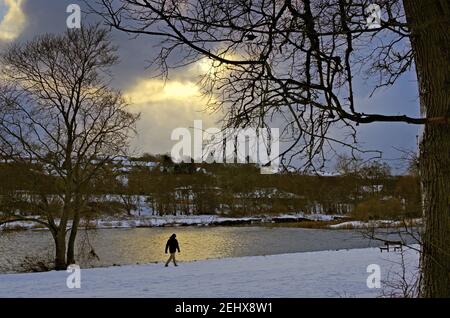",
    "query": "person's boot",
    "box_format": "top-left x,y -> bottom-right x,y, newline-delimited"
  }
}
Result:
165,264 -> 168,267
